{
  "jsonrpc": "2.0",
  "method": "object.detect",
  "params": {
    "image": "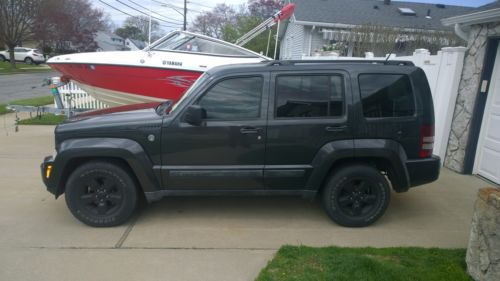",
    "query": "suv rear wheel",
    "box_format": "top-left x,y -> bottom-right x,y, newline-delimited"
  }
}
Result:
0,55 -> 6,62
65,161 -> 138,227
24,57 -> 34,64
322,164 -> 390,227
